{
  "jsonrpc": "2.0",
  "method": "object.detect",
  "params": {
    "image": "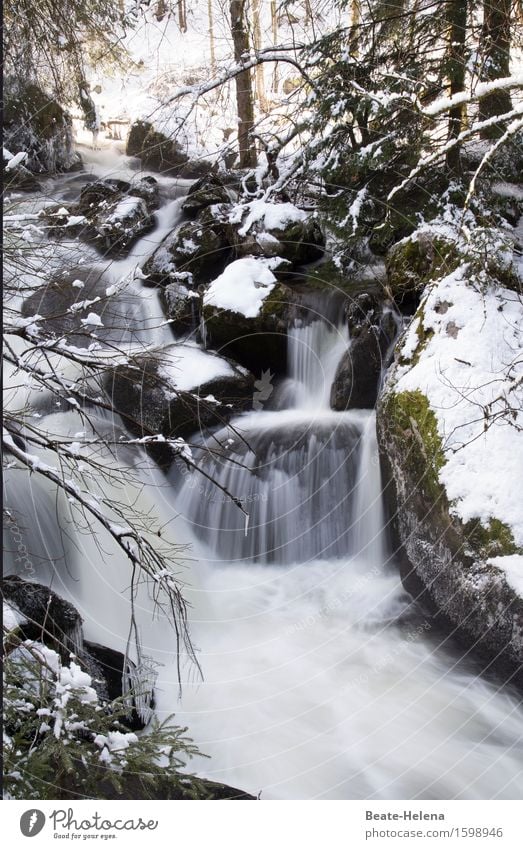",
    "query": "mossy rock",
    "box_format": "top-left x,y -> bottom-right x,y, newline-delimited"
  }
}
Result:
262,217 -> 325,266
202,282 -> 293,375
144,220 -> 232,286
377,382 -> 523,679
300,259 -> 385,300
381,389 -> 446,506
386,233 -> 461,309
